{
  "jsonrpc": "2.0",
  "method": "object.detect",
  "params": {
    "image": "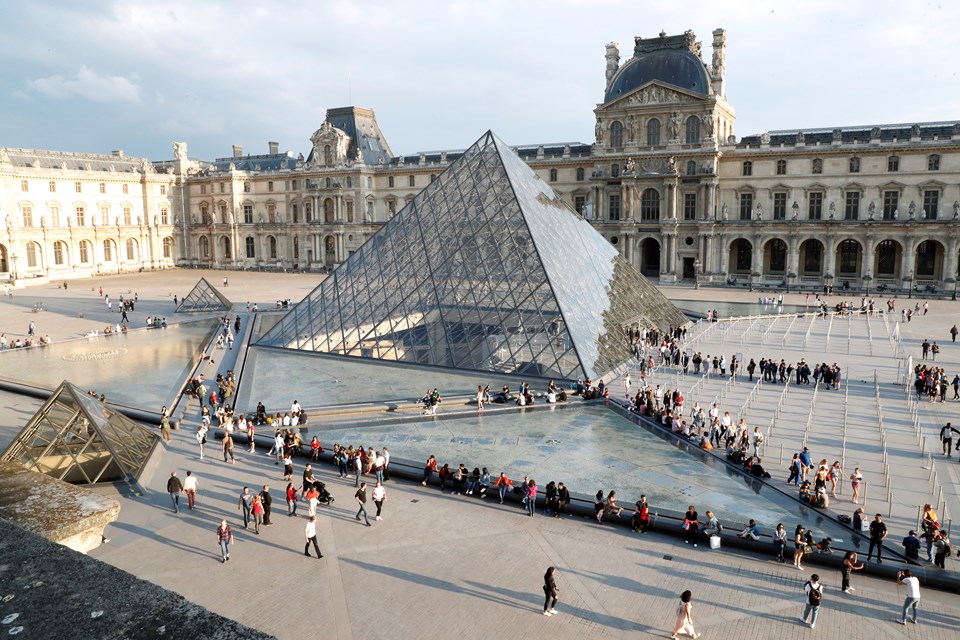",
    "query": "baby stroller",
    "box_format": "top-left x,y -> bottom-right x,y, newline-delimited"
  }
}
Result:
313,481 -> 335,505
